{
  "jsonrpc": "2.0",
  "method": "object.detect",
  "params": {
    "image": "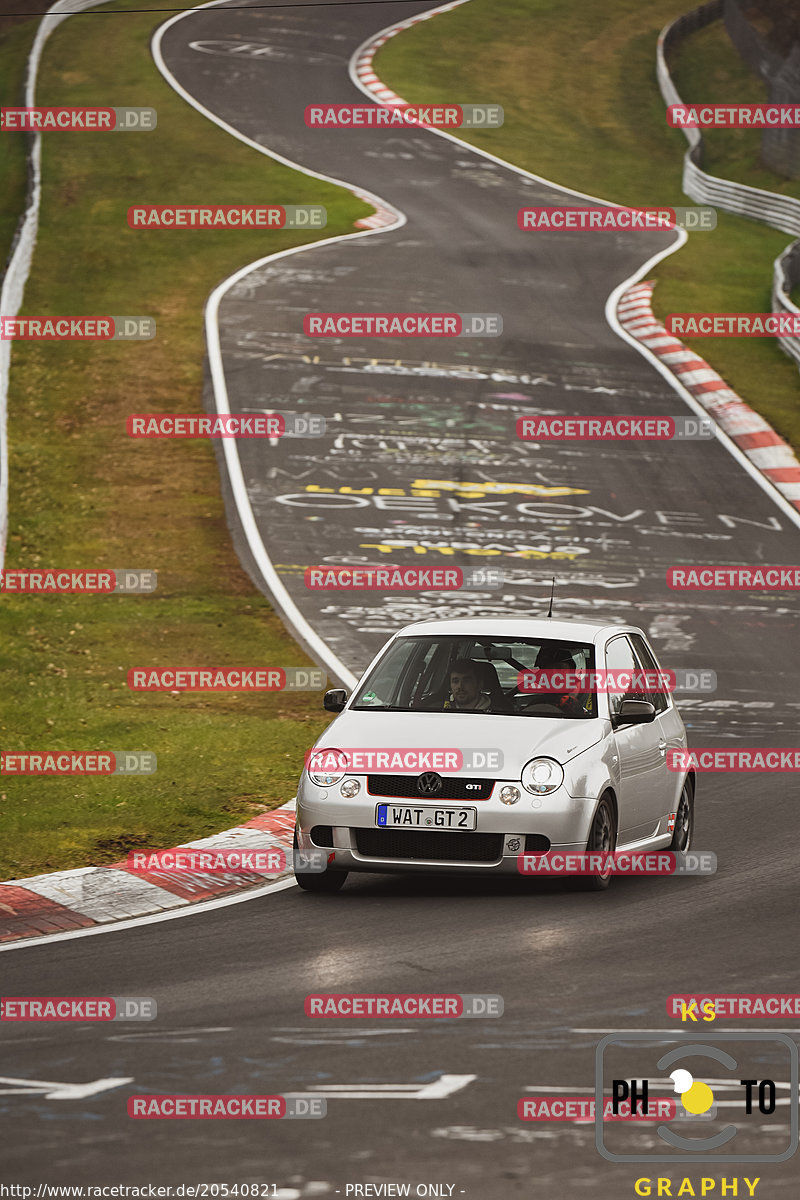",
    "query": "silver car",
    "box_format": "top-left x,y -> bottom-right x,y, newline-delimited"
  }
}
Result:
294,617 -> 694,892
